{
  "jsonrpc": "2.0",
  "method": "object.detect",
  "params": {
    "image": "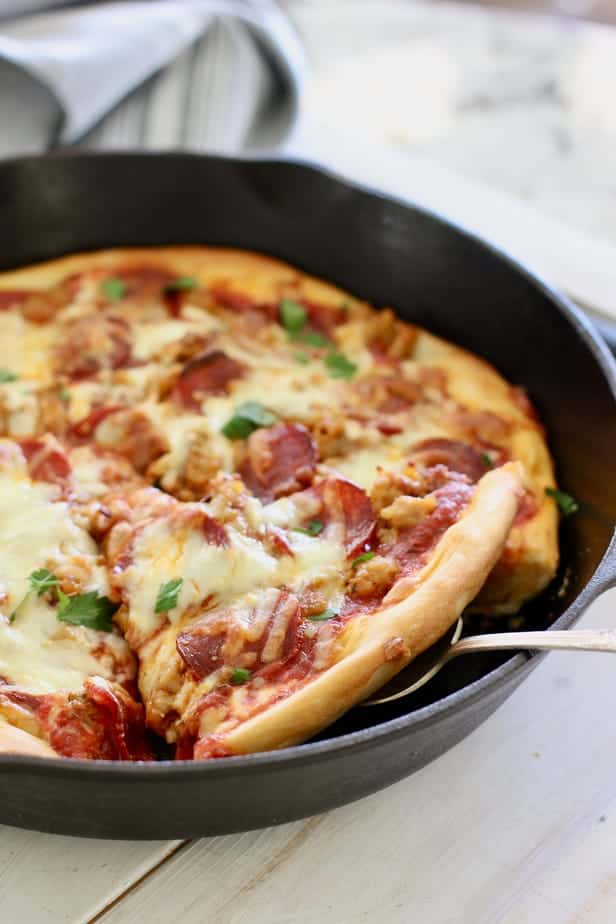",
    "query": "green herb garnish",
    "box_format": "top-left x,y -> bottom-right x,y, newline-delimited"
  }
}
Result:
294,351 -> 310,365
0,369 -> 17,383
221,401 -> 276,440
352,551 -> 375,568
294,329 -> 330,348
280,298 -> 307,334
58,386 -> 70,402
155,578 -> 184,614
10,569 -> 59,623
57,589 -> 116,632
164,276 -> 197,293
294,519 -> 324,537
30,568 -> 59,596
481,452 -> 493,468
307,608 -> 338,622
324,351 -> 357,380
545,487 -> 579,517
230,667 -> 252,685
101,277 -> 126,301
